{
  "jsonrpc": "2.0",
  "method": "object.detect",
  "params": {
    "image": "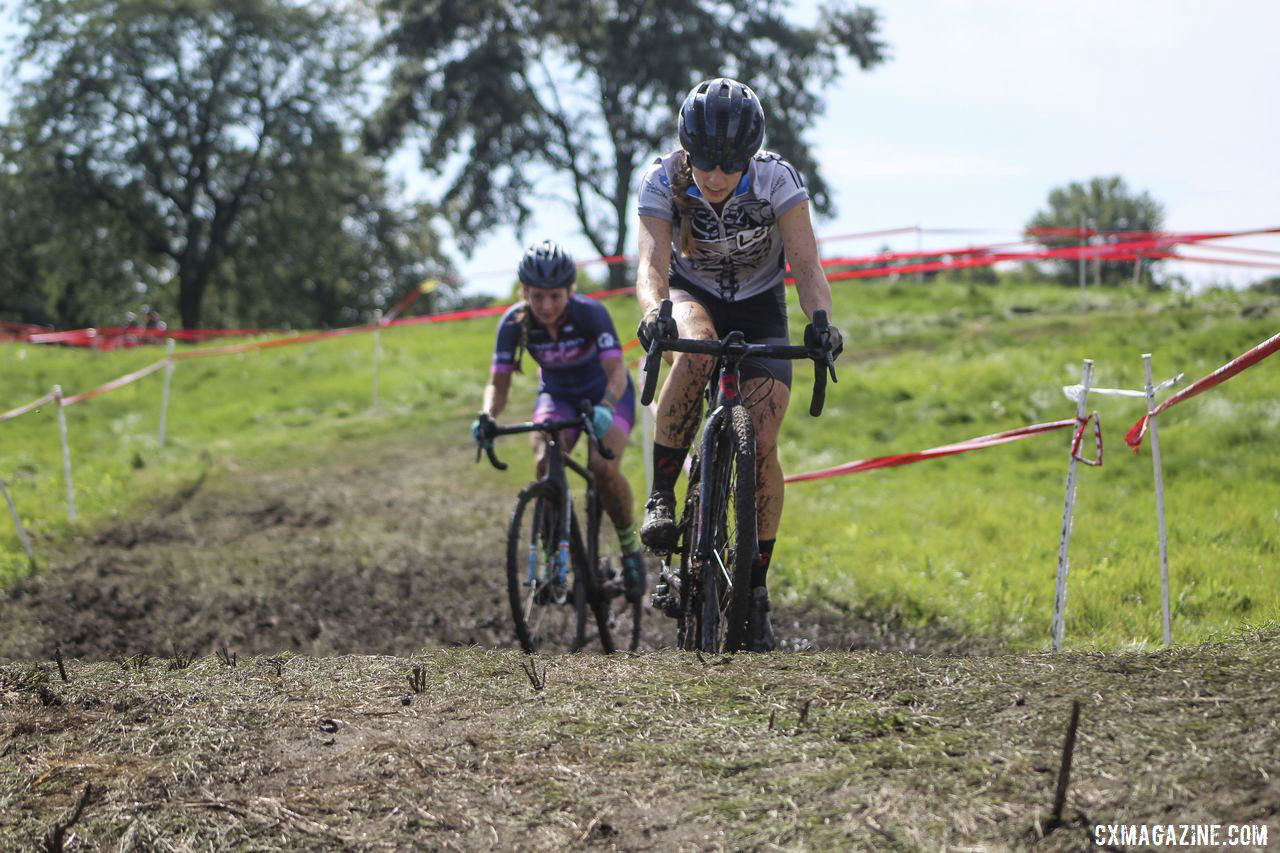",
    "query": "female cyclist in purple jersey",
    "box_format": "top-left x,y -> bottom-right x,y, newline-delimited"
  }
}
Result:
634,78 -> 844,651
473,240 -> 647,603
